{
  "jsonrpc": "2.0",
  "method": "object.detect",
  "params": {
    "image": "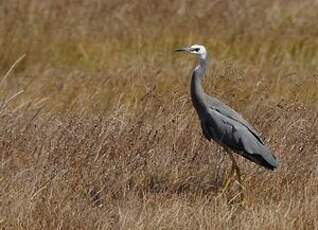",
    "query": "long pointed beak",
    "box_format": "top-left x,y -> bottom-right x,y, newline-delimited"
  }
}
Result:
175,47 -> 190,52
